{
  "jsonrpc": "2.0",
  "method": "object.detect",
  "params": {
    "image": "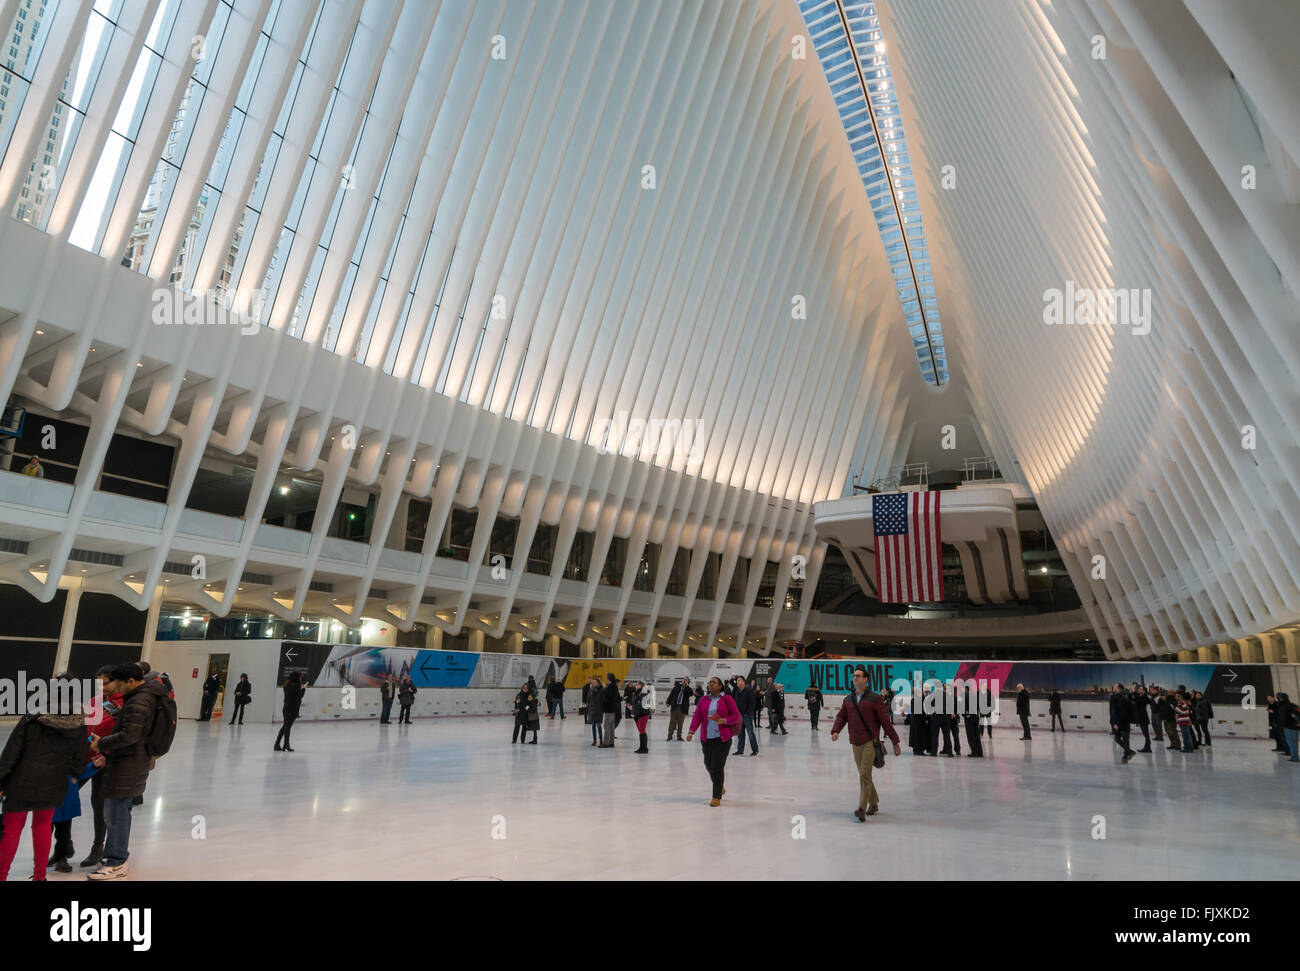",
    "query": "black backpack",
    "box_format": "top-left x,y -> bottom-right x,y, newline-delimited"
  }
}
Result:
145,693 -> 178,757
